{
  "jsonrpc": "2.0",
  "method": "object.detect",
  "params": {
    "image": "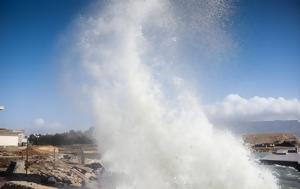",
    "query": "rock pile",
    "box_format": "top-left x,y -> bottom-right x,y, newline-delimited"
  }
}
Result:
28,157 -> 102,187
